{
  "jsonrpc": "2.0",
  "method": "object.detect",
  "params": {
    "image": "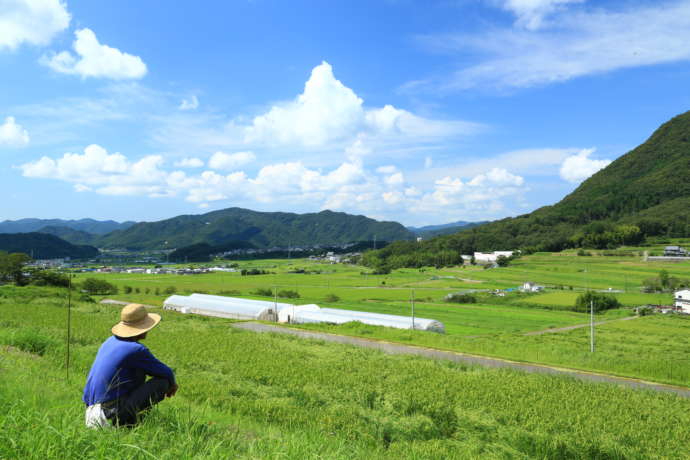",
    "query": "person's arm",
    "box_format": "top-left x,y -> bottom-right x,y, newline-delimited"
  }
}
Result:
134,346 -> 176,386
